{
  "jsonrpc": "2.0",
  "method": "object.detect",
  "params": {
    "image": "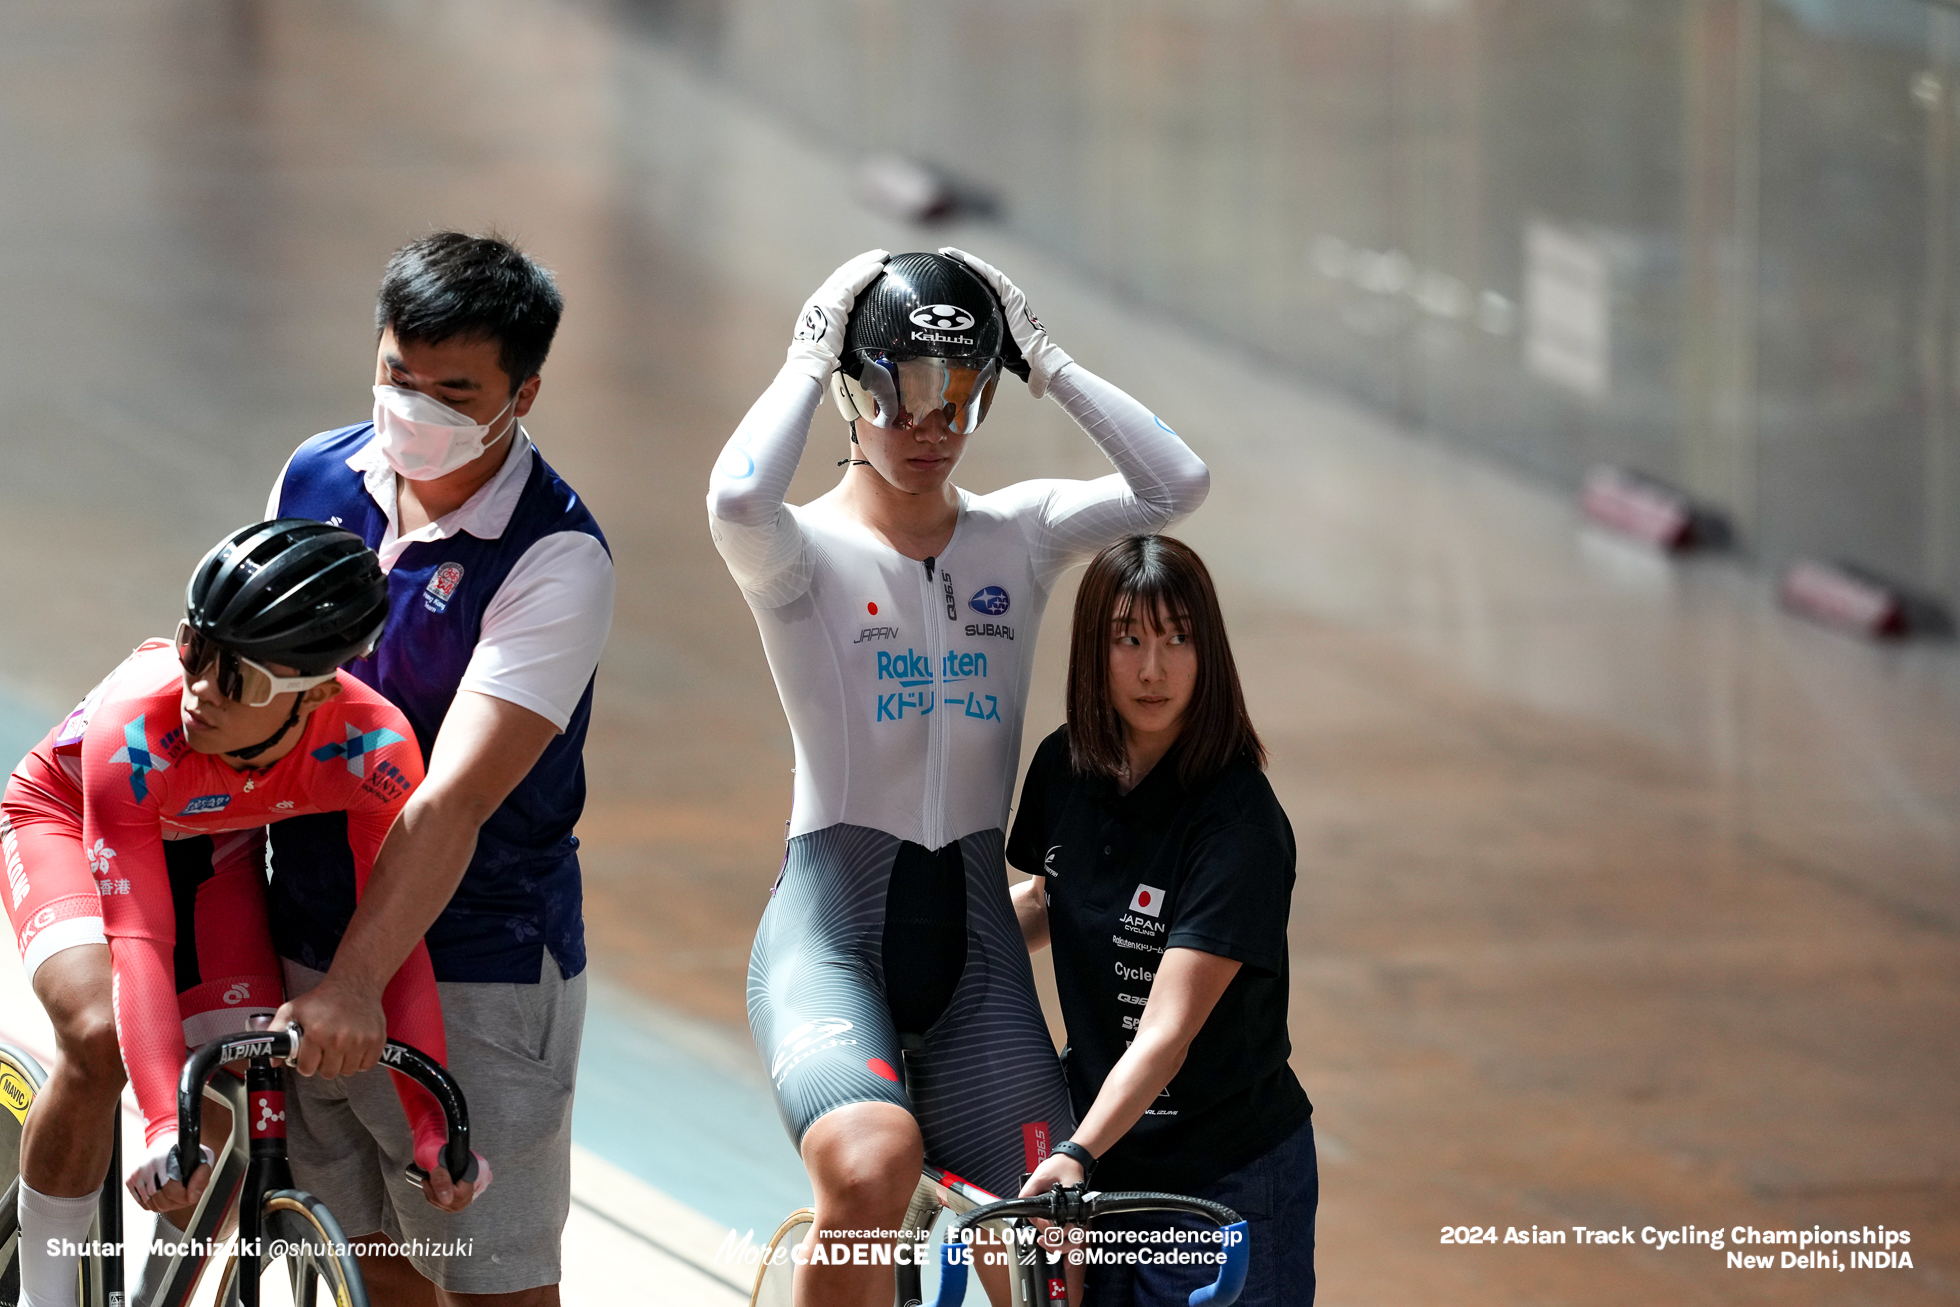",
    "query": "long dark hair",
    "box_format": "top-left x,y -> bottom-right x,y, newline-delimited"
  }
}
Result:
1065,535 -> 1265,786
